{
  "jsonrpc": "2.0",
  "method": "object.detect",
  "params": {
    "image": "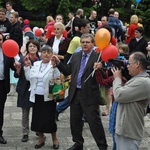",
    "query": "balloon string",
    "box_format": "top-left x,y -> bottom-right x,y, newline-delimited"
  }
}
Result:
84,52 -> 102,83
